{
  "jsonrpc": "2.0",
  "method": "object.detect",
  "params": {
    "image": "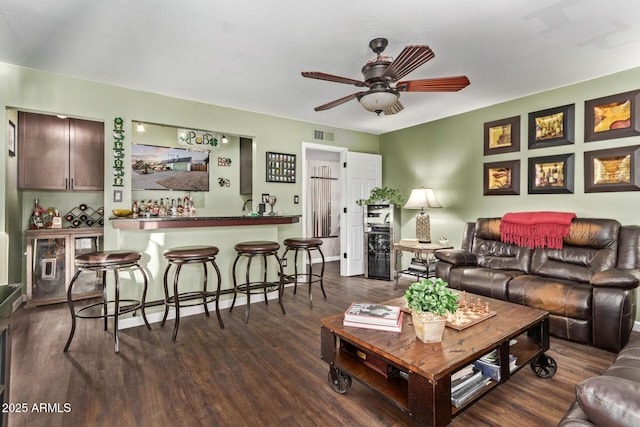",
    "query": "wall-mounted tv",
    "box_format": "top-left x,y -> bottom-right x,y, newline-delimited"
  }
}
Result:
131,143 -> 210,191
